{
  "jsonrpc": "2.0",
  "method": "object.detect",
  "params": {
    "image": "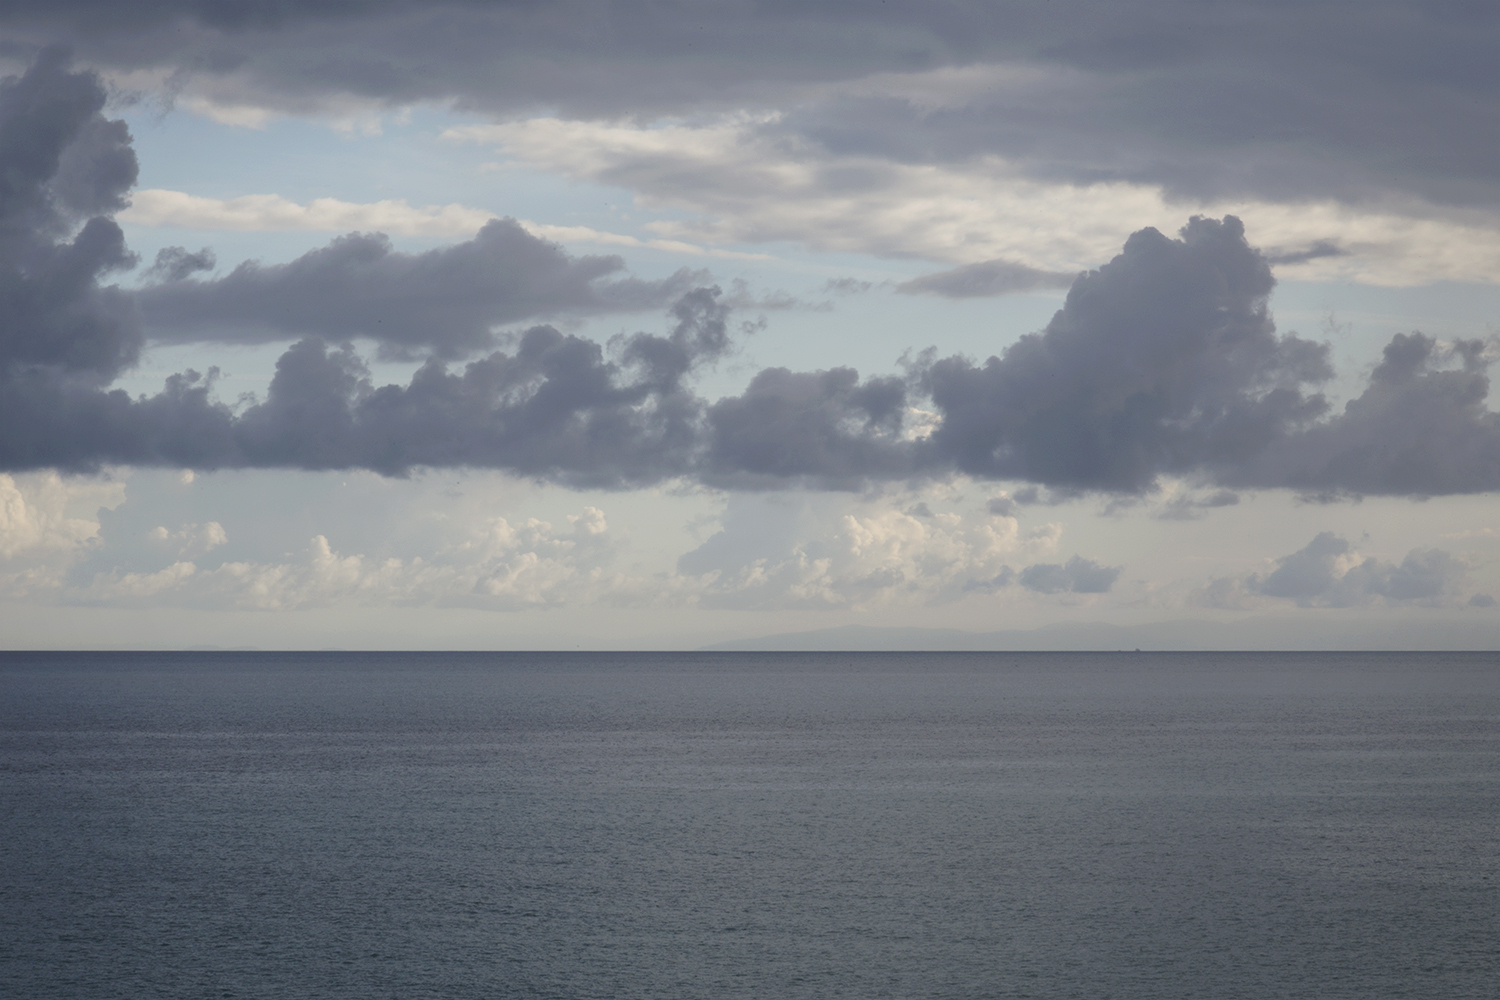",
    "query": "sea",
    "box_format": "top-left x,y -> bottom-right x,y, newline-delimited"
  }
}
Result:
2,651 -> 1497,999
